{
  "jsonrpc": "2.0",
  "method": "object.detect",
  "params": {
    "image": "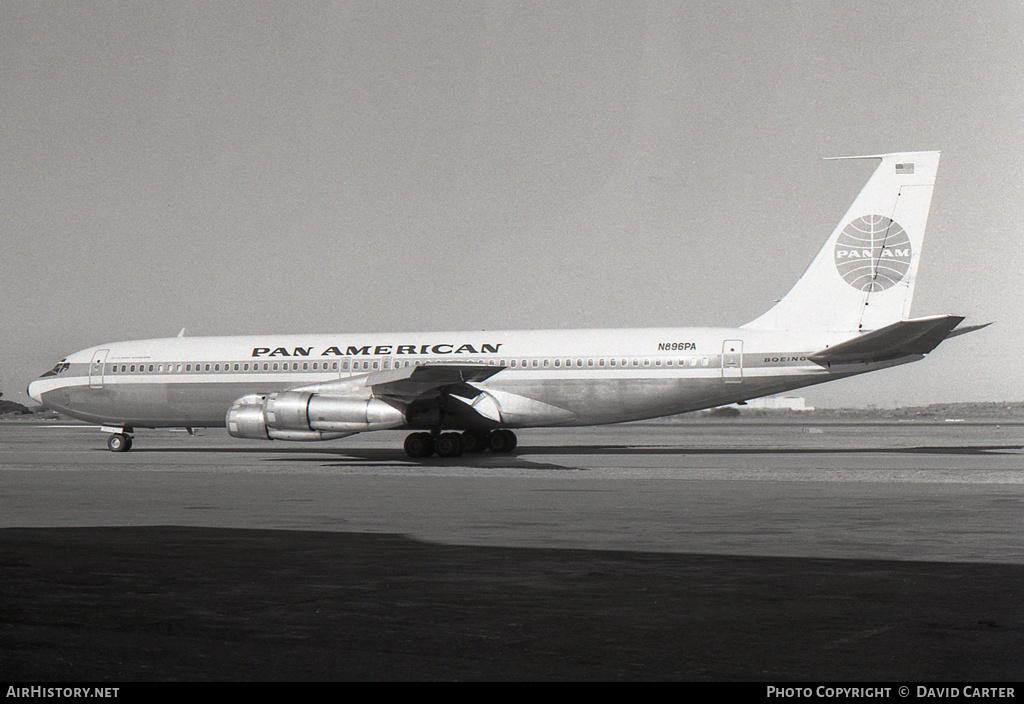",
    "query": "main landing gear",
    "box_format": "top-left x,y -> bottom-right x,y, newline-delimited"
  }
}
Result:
404,429 -> 518,459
